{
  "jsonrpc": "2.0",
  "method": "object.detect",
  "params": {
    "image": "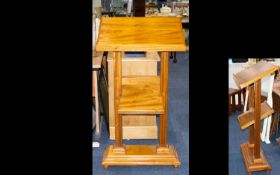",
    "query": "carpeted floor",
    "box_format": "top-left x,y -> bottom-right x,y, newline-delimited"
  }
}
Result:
229,111 -> 280,175
93,52 -> 189,175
